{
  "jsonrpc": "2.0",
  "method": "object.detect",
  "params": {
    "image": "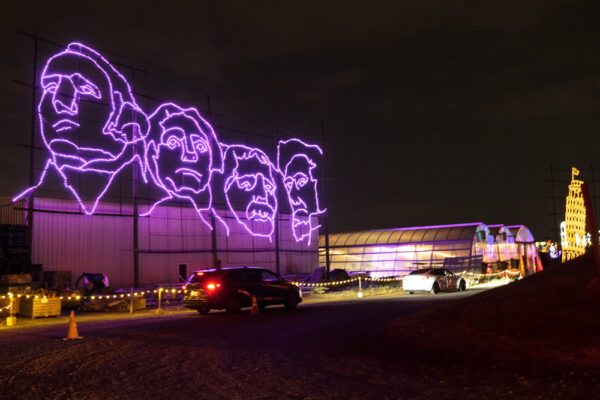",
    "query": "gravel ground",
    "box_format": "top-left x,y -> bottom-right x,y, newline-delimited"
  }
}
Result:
0,259 -> 599,399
